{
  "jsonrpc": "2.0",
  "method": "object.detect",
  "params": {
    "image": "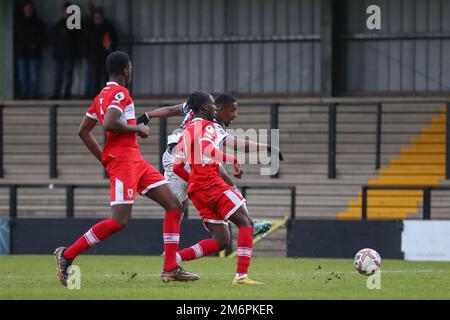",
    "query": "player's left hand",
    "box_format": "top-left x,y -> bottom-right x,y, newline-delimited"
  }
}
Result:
137,124 -> 150,138
267,145 -> 284,161
137,113 -> 150,125
233,163 -> 243,179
